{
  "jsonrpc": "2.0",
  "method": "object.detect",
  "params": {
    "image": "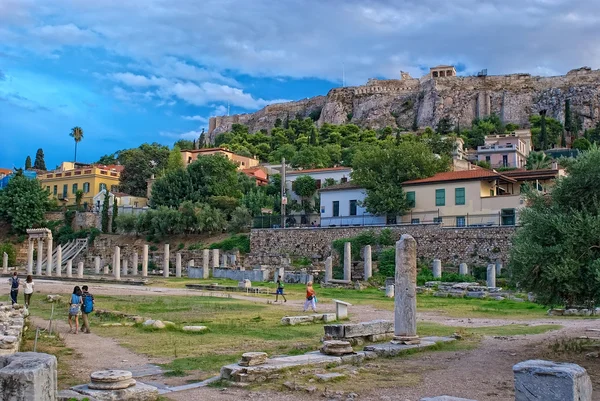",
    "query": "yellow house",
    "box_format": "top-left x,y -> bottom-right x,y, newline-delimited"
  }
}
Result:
181,148 -> 259,170
401,167 -> 563,227
38,162 -> 122,207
